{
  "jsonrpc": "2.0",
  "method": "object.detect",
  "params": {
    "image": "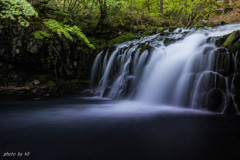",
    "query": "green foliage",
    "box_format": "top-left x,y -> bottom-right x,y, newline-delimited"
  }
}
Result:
53,11 -> 73,24
65,25 -> 95,49
43,0 -> 240,31
193,22 -> 205,28
43,19 -> 72,39
33,30 -> 51,40
34,19 -> 94,49
0,0 -> 38,27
